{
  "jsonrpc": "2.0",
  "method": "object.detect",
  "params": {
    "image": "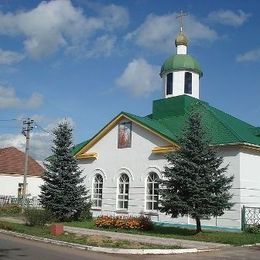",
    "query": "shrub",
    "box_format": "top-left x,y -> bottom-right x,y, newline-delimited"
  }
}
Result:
0,221 -> 14,231
24,208 -> 54,226
246,224 -> 260,234
95,215 -> 153,230
0,204 -> 22,216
